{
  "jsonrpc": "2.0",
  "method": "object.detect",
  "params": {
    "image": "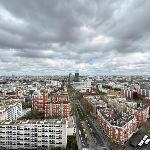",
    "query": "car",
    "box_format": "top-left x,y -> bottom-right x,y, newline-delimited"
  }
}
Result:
90,128 -> 93,132
143,135 -> 148,141
145,139 -> 150,144
79,130 -> 81,135
138,140 -> 144,146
